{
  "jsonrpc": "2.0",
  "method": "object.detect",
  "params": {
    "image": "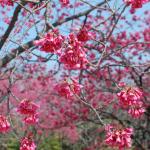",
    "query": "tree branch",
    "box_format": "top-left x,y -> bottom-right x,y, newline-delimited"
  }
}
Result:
0,3 -> 25,50
0,1 -> 107,68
